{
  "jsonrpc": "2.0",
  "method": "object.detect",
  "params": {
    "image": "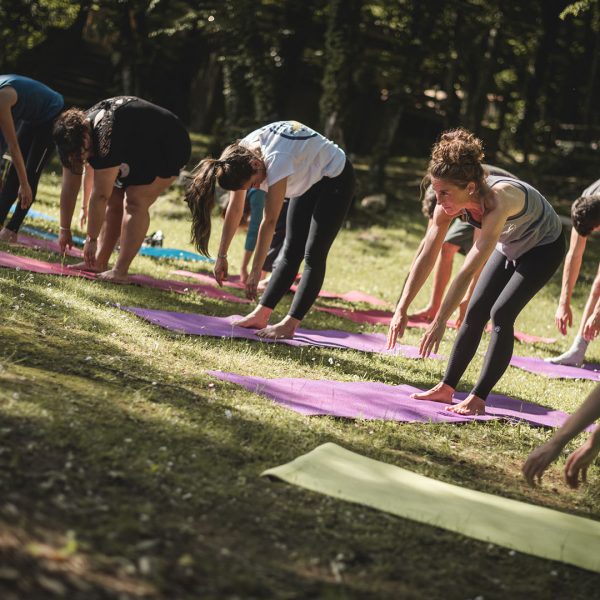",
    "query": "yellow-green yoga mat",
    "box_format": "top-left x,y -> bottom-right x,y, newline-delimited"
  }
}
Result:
261,443 -> 600,573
